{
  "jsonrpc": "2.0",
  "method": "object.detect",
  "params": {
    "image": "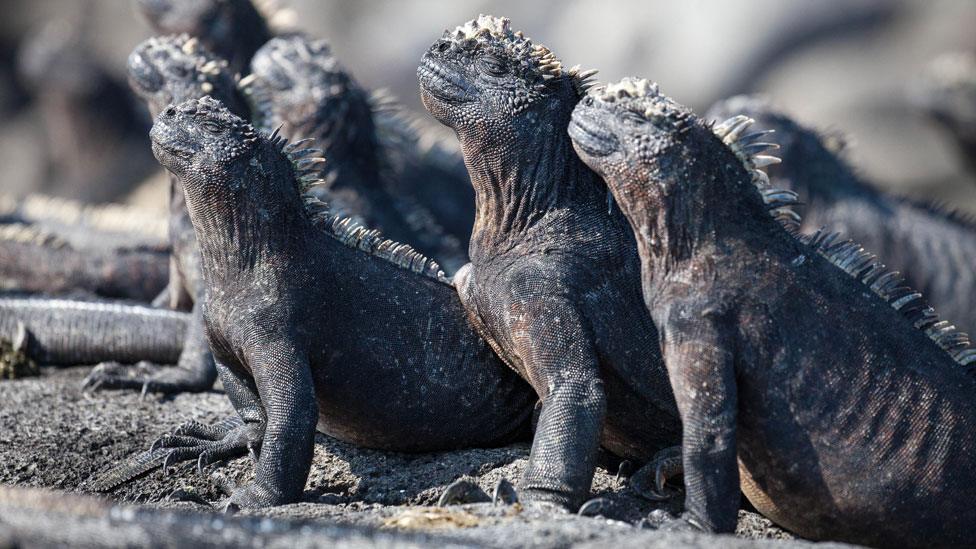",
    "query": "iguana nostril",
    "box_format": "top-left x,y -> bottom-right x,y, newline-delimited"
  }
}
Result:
164,106 -> 177,116
437,41 -> 450,53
